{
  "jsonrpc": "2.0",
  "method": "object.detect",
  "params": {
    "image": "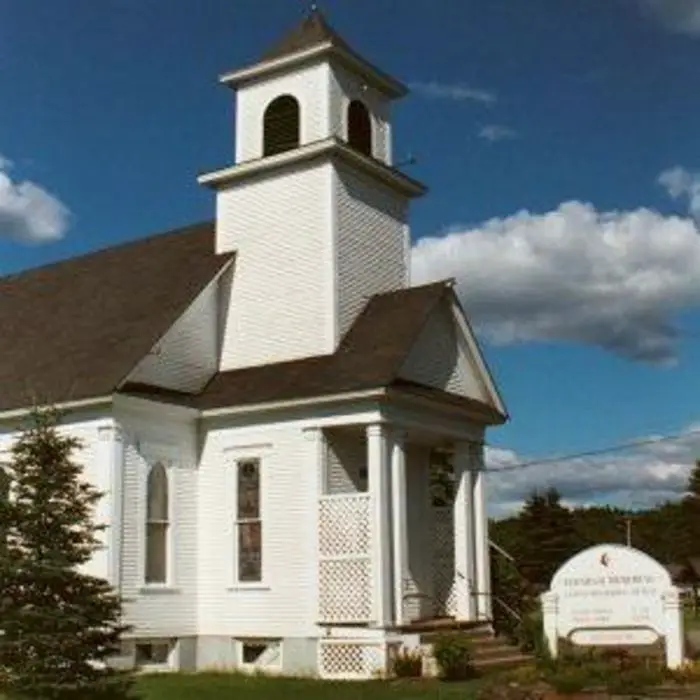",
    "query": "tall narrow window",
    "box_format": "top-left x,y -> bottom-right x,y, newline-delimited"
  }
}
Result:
347,100 -> 372,157
263,95 -> 300,157
236,458 -> 262,582
145,462 -> 169,584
